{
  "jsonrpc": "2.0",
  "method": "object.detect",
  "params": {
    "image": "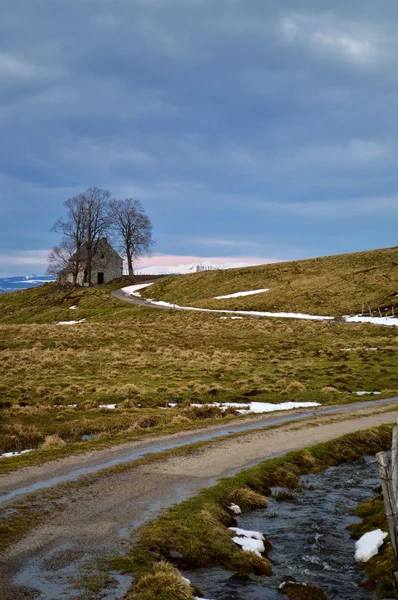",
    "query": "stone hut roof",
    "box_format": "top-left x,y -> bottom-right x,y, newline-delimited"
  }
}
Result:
70,238 -> 122,262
